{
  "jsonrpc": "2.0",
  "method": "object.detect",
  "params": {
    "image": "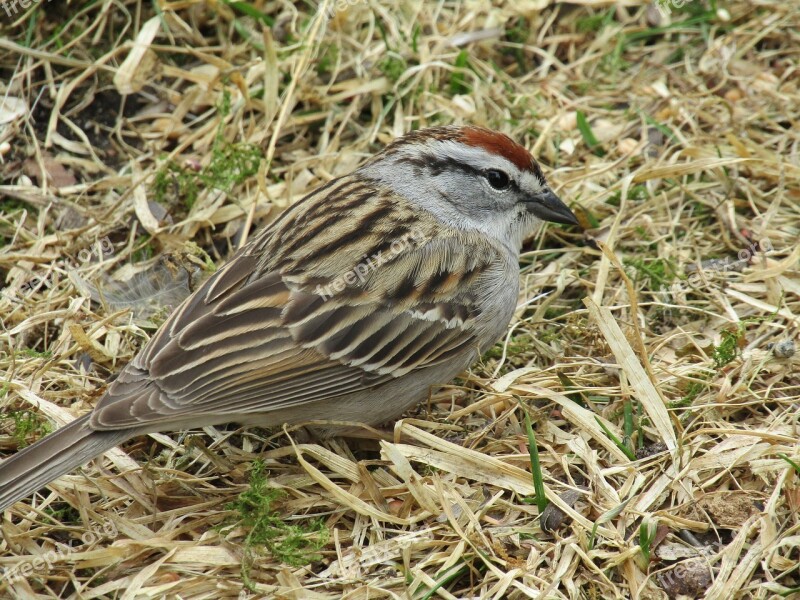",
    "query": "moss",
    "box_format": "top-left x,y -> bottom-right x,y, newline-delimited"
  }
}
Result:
153,90 -> 262,211
8,410 -> 52,448
228,461 -> 327,589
